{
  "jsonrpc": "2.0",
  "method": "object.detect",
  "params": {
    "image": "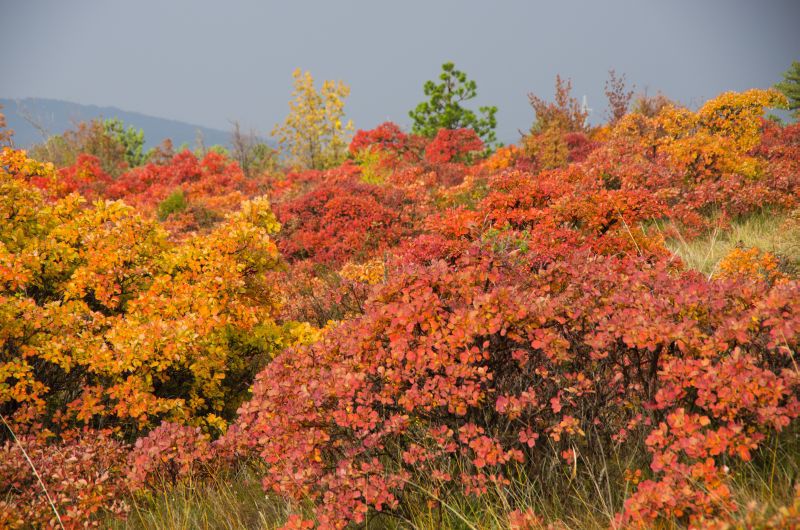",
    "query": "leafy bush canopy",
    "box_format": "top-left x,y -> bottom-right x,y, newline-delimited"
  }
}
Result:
1,84 -> 799,528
